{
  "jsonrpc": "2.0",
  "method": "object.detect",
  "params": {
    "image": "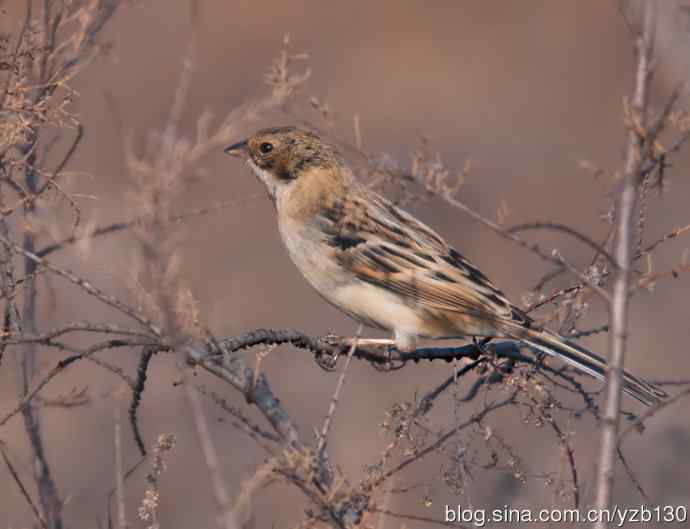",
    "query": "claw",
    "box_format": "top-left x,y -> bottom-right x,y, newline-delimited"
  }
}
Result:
315,352 -> 339,371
